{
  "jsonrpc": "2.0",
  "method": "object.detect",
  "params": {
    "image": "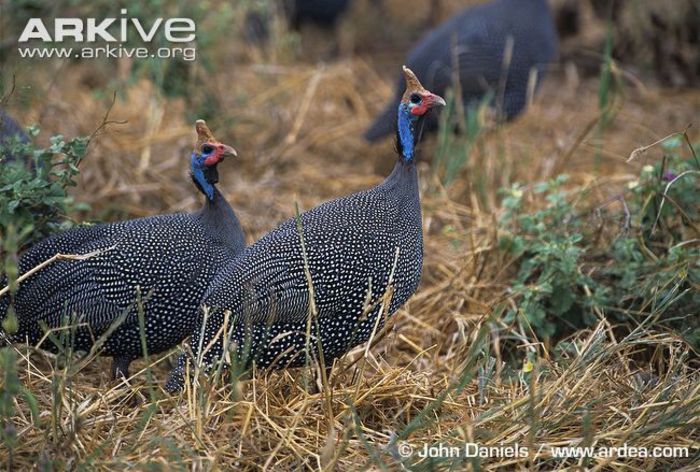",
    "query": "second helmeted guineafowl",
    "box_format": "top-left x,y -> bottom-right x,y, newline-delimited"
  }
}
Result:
245,0 -> 352,46
0,121 -> 246,379
166,67 -> 444,392
365,0 -> 558,141
285,0 -> 351,29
